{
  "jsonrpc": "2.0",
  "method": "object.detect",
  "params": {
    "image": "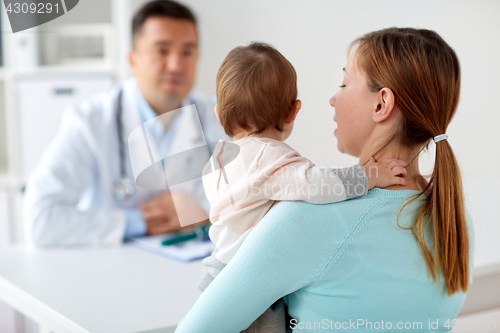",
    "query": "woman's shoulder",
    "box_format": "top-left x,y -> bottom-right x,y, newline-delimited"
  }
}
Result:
271,191 -> 384,222
254,194 -> 384,249
255,189 -> 427,248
